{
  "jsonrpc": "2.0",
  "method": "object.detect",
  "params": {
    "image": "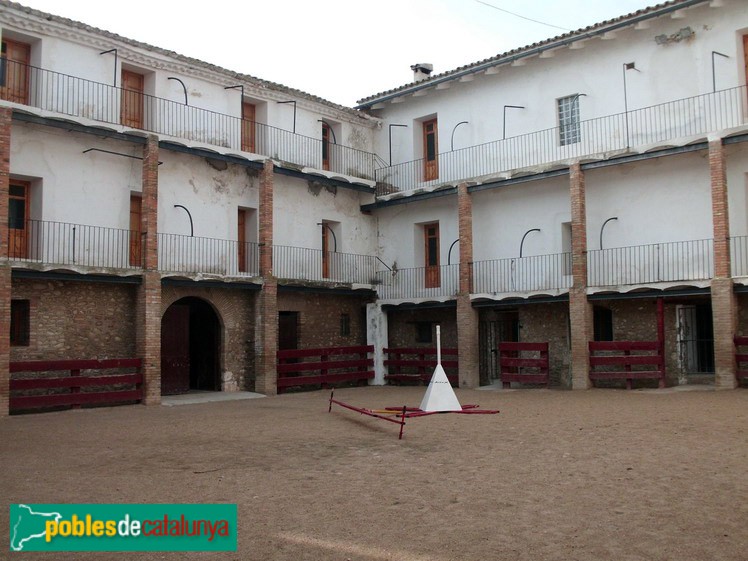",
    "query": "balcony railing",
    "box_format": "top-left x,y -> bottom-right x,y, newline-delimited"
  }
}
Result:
7,219 -> 139,270
158,233 -> 258,276
472,252 -> 572,294
2,59 -> 385,180
375,85 -> 748,196
731,236 -> 748,277
374,264 -> 459,300
272,245 -> 378,284
587,239 -> 714,287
